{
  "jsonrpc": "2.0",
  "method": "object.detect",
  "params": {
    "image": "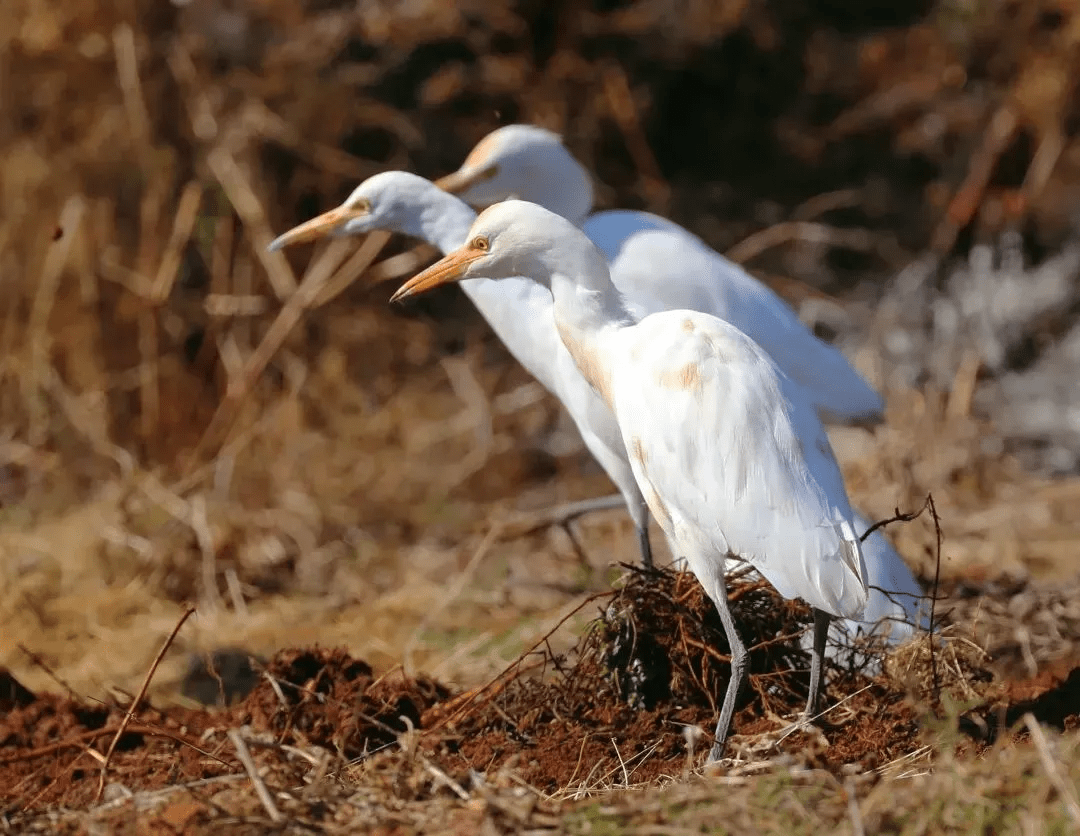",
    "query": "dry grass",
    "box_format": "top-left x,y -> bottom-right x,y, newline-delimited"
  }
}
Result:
11,734 -> 1080,835
3,0 -> 1080,832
